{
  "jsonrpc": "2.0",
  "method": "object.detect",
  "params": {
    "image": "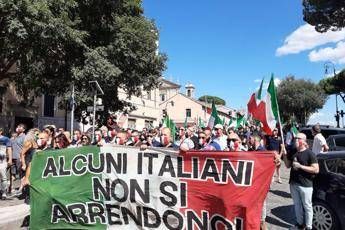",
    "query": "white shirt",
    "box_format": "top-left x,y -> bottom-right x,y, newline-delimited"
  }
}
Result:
213,135 -> 228,150
312,133 -> 327,154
